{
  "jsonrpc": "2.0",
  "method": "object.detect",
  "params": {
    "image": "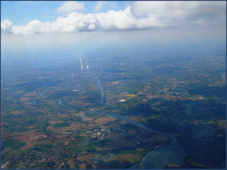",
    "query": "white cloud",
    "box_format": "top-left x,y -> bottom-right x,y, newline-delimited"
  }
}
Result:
2,7 -> 162,34
1,1 -> 225,35
57,1 -> 85,14
1,19 -> 12,33
131,1 -> 226,26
